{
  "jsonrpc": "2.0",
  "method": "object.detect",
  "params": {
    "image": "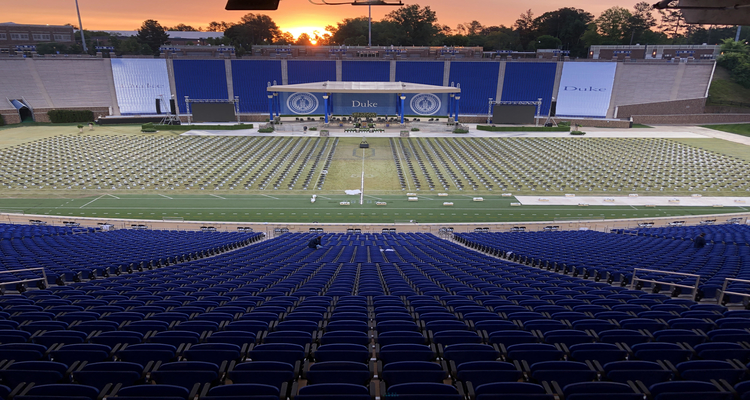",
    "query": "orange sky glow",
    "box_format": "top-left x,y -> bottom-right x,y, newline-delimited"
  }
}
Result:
4,0 -> 643,41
